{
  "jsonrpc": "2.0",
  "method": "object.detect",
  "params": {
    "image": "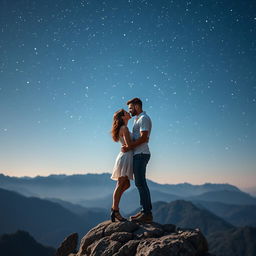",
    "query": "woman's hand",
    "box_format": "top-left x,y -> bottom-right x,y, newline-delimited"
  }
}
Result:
121,145 -> 130,153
